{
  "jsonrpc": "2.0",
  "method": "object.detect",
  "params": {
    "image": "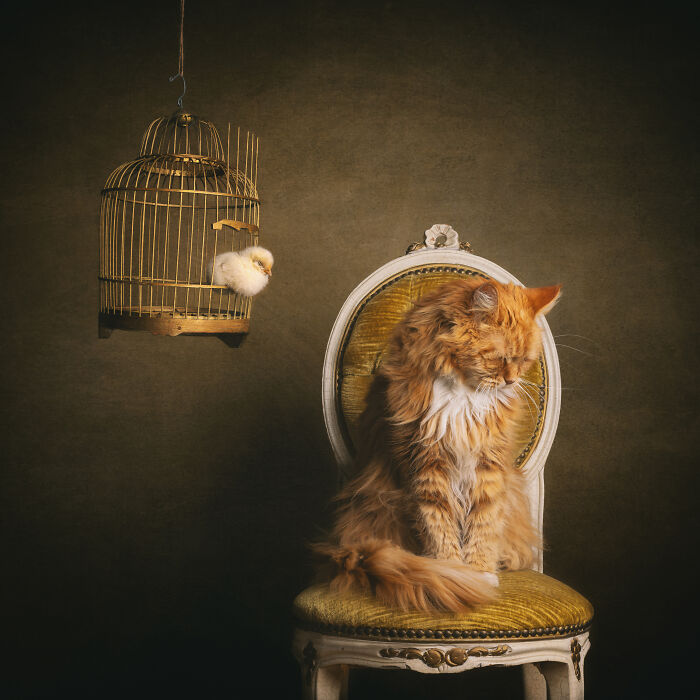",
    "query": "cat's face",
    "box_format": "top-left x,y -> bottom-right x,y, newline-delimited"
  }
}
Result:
446,282 -> 560,390
469,324 -> 541,389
